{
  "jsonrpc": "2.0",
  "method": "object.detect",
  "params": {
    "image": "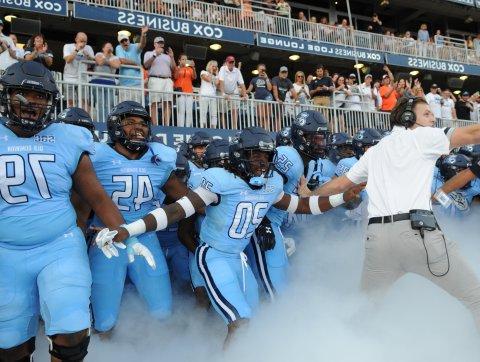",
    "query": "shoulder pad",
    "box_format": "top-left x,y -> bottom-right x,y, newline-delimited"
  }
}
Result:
200,167 -> 230,194
149,142 -> 176,165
